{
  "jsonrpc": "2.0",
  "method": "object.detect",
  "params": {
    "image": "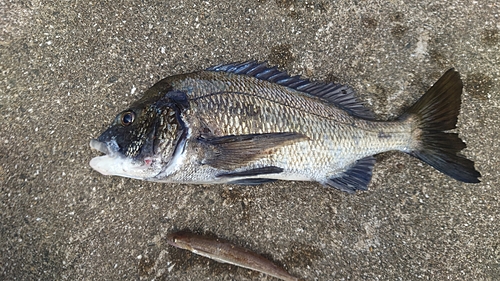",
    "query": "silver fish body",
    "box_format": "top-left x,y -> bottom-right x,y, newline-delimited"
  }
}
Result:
90,62 -> 480,192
